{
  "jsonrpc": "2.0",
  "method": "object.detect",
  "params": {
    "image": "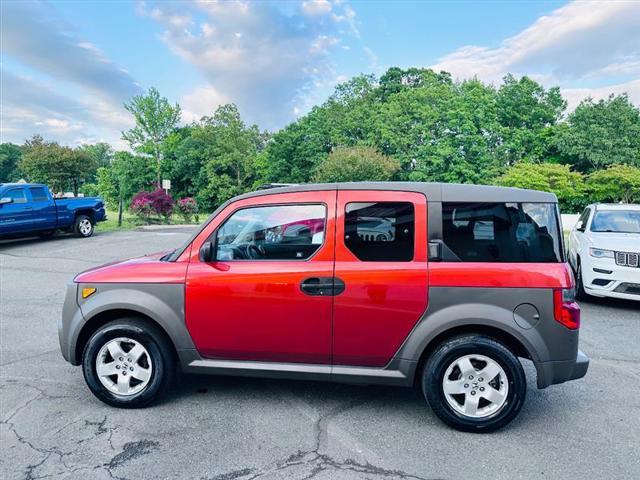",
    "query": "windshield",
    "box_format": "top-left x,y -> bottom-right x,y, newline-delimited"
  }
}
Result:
590,210 -> 640,234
